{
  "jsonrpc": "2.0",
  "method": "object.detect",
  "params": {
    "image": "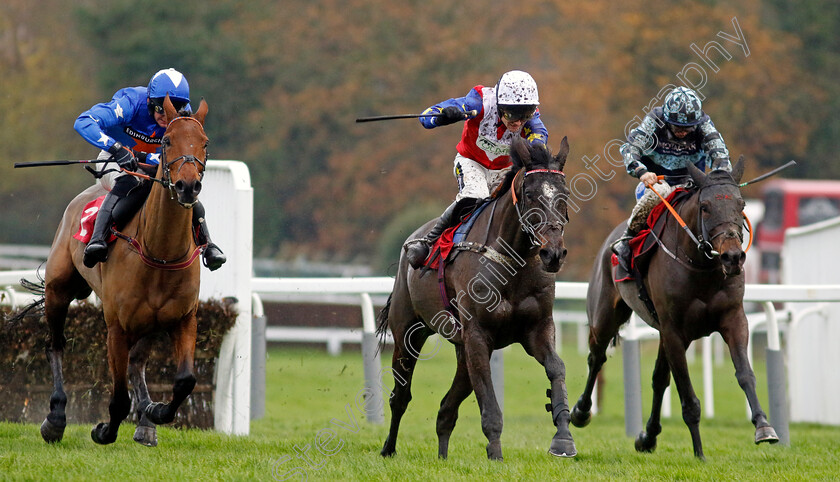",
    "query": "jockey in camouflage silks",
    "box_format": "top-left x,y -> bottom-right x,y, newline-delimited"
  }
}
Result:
612,86 -> 732,269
